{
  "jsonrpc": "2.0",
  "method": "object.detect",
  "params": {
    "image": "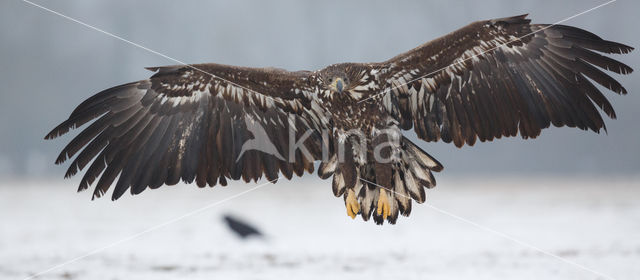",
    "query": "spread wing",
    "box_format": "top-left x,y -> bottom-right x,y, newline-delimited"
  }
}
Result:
46,64 -> 330,199
380,14 -> 633,147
